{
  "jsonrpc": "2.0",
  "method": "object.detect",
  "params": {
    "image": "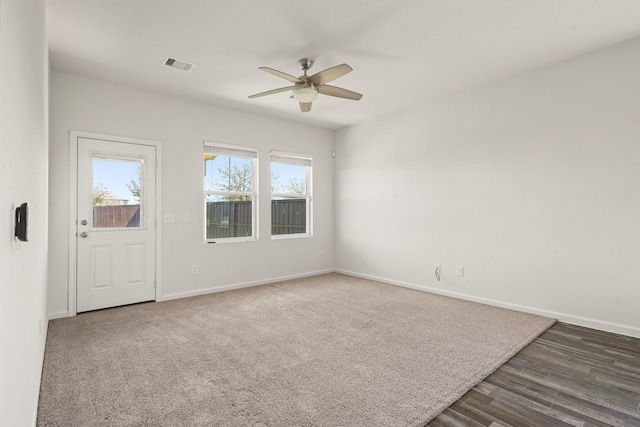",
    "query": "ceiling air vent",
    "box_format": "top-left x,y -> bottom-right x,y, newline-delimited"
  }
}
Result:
164,57 -> 196,72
